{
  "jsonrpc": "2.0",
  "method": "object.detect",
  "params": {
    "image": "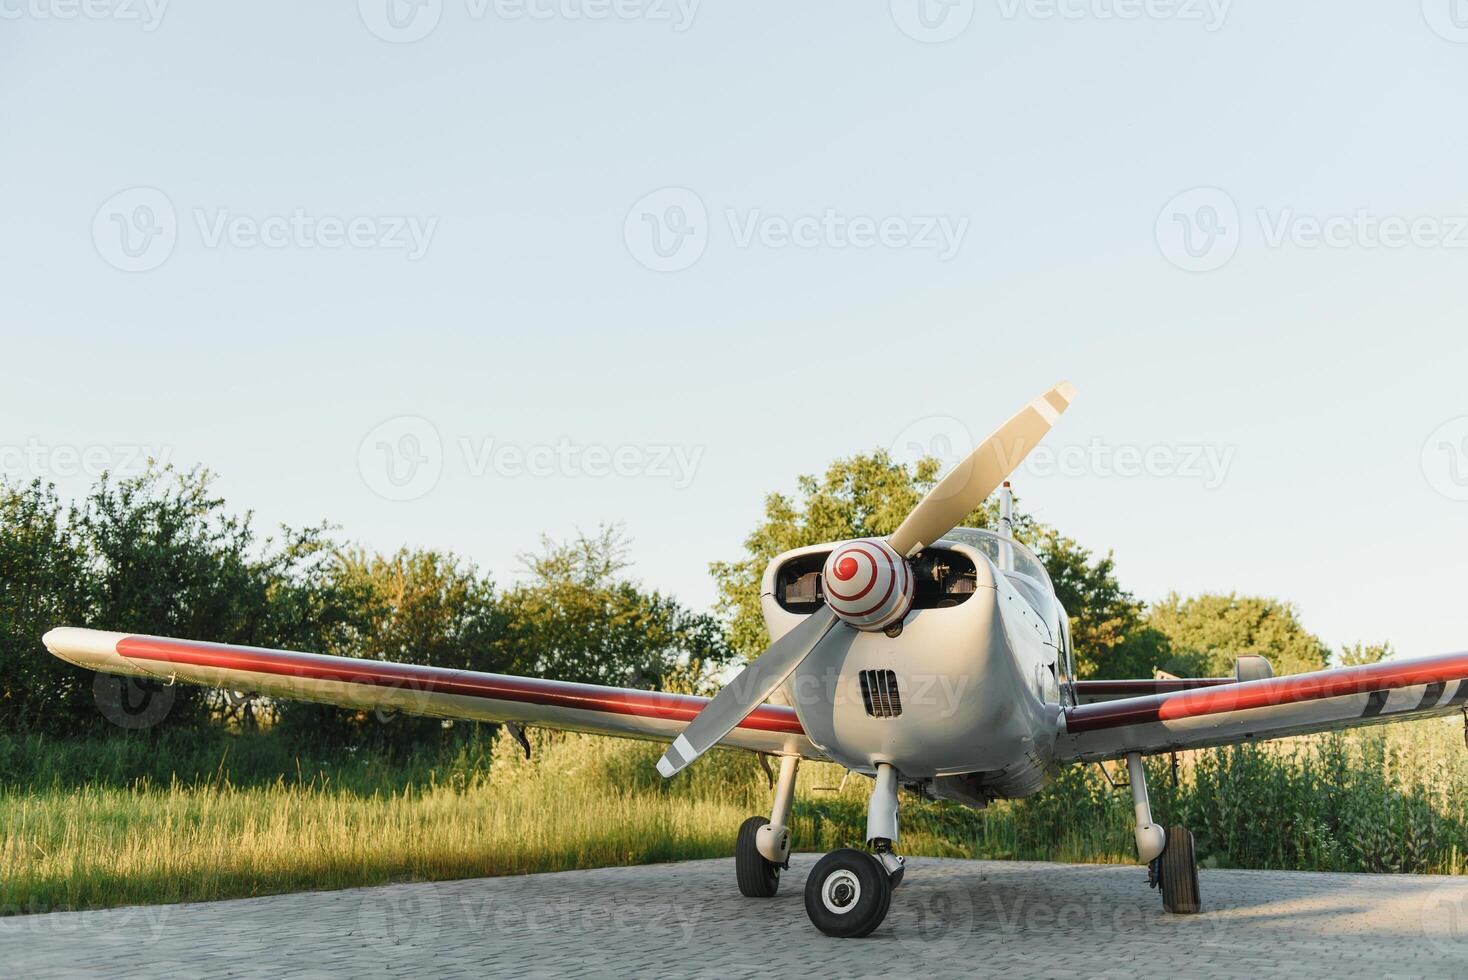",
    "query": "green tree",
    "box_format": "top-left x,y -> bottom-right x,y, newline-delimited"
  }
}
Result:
0,481 -> 94,733
1337,641 -> 1393,668
499,527 -> 733,691
273,546 -> 506,746
1147,593 -> 1331,677
72,466 -> 356,731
